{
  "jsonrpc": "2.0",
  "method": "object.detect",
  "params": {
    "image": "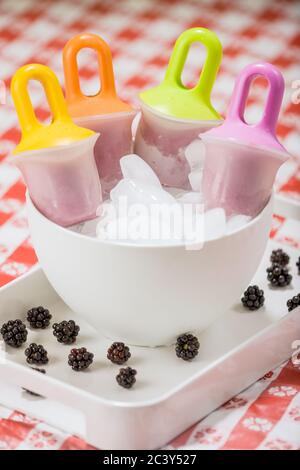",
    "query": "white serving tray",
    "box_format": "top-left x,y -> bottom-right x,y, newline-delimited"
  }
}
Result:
275,193 -> 300,221
0,240 -> 300,450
